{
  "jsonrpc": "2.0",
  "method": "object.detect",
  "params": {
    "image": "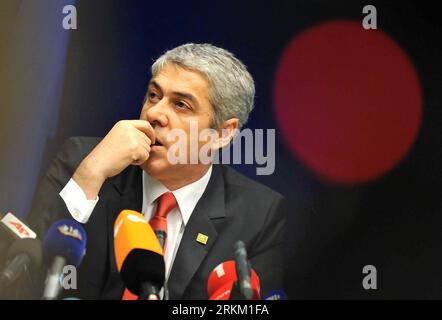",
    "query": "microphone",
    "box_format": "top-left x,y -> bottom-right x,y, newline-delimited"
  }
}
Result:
0,212 -> 37,256
234,240 -> 254,300
41,219 -> 87,300
114,210 -> 165,300
207,260 -> 261,300
0,238 -> 42,289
